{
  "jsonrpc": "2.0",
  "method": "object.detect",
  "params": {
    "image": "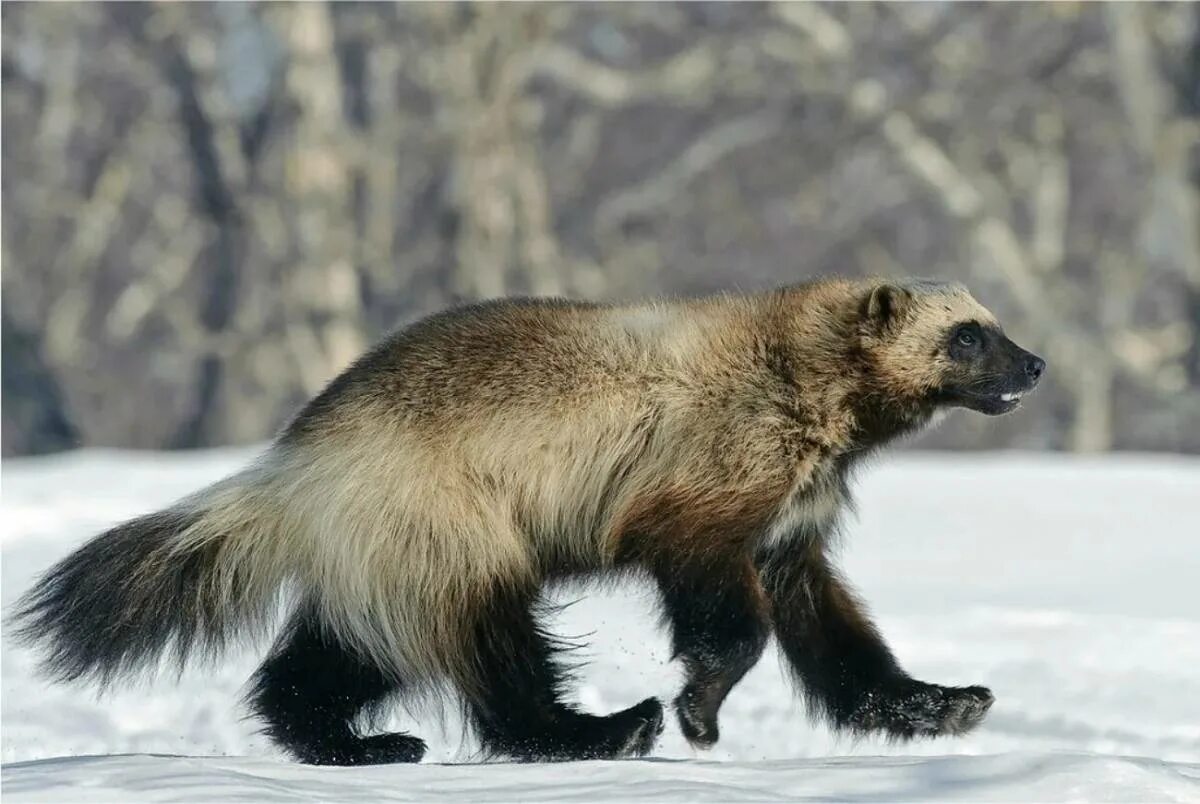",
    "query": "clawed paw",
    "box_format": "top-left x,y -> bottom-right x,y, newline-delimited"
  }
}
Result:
296,732 -> 427,765
675,693 -> 718,748
619,697 -> 666,757
850,681 -> 994,739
